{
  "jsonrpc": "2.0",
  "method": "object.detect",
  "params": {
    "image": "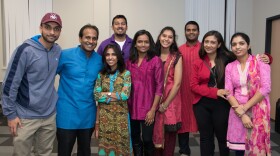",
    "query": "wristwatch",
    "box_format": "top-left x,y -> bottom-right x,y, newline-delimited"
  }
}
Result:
107,92 -> 112,97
